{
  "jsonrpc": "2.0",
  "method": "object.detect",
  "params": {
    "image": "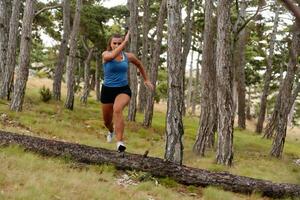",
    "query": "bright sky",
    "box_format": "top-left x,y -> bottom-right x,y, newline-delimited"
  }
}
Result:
102,0 -> 126,8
